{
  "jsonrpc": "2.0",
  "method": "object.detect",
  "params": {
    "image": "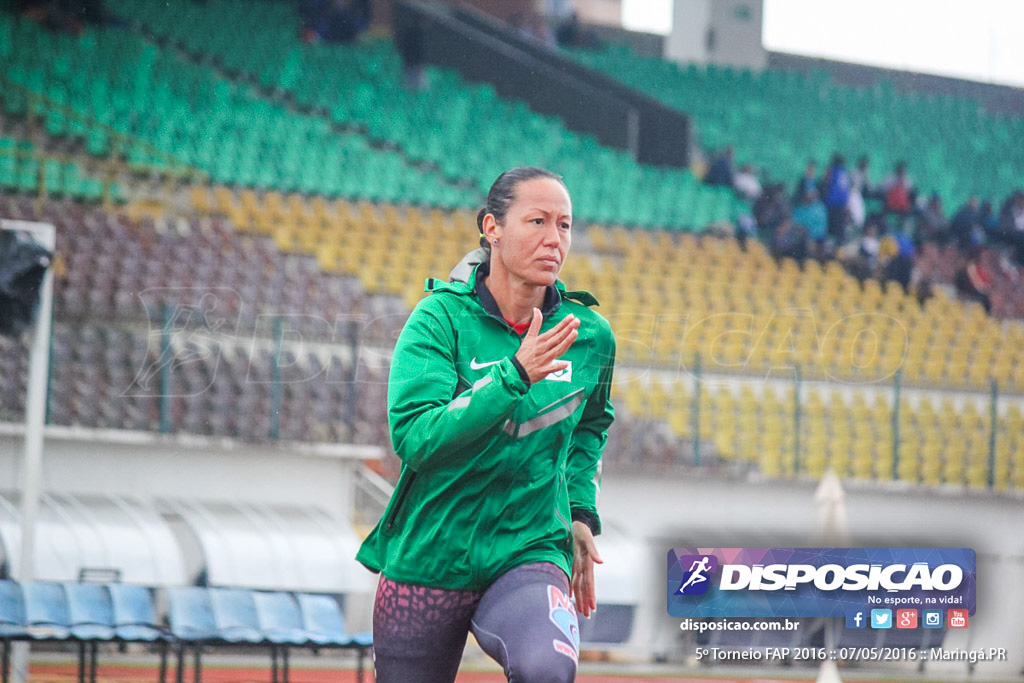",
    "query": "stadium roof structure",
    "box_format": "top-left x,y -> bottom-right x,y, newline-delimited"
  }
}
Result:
0,490 -> 373,593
